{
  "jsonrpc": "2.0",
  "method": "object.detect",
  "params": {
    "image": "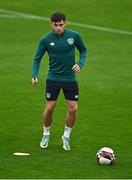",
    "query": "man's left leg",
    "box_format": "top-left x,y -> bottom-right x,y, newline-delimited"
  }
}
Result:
62,100 -> 78,151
